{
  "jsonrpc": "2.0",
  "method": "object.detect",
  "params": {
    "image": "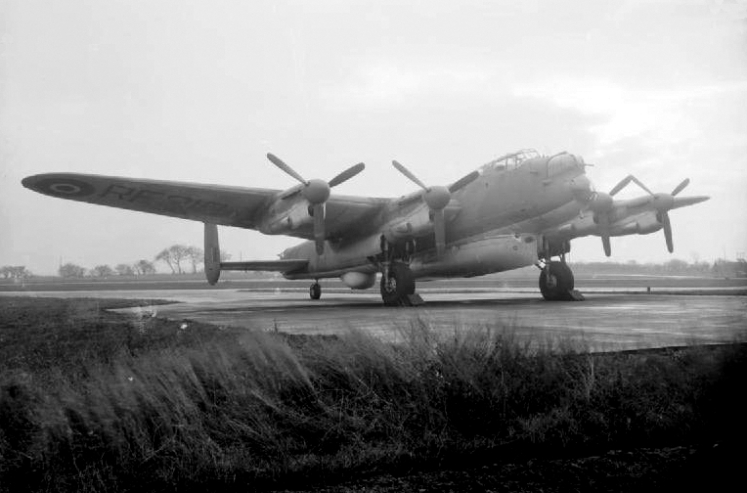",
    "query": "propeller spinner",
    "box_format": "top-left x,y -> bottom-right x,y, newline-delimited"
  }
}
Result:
392,160 -> 479,257
267,153 -> 365,255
